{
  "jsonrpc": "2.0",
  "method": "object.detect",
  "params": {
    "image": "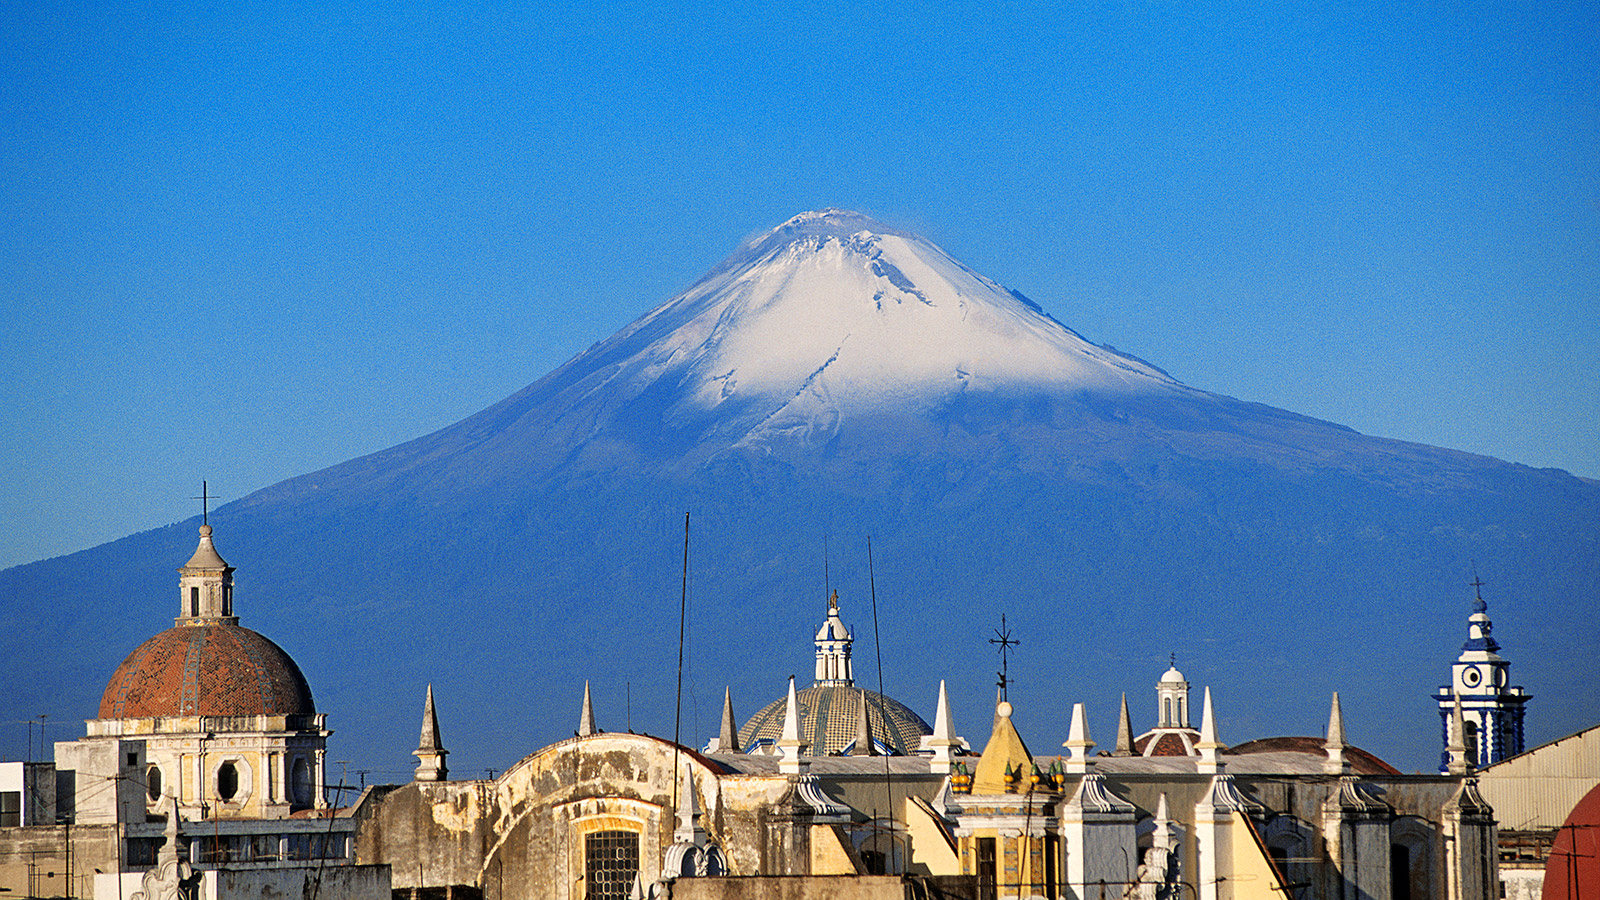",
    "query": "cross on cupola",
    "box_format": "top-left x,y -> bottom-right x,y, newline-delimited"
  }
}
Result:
176,482 -> 238,626
813,590 -> 854,686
